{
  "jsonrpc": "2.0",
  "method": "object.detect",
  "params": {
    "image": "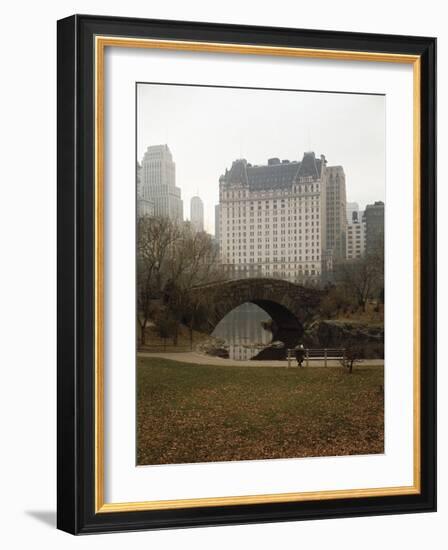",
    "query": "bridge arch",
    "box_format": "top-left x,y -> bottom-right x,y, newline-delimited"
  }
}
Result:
190,278 -> 324,349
